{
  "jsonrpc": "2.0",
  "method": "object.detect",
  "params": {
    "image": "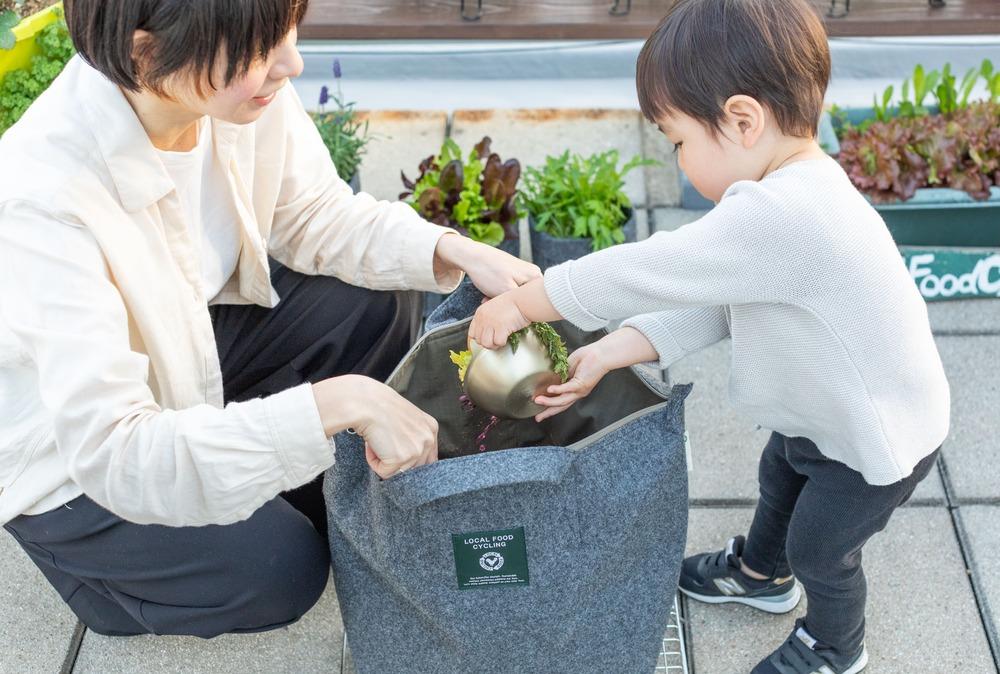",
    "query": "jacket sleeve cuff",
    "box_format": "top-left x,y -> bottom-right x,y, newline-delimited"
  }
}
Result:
543,262 -> 608,332
402,221 -> 465,293
620,314 -> 687,369
262,383 -> 335,485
